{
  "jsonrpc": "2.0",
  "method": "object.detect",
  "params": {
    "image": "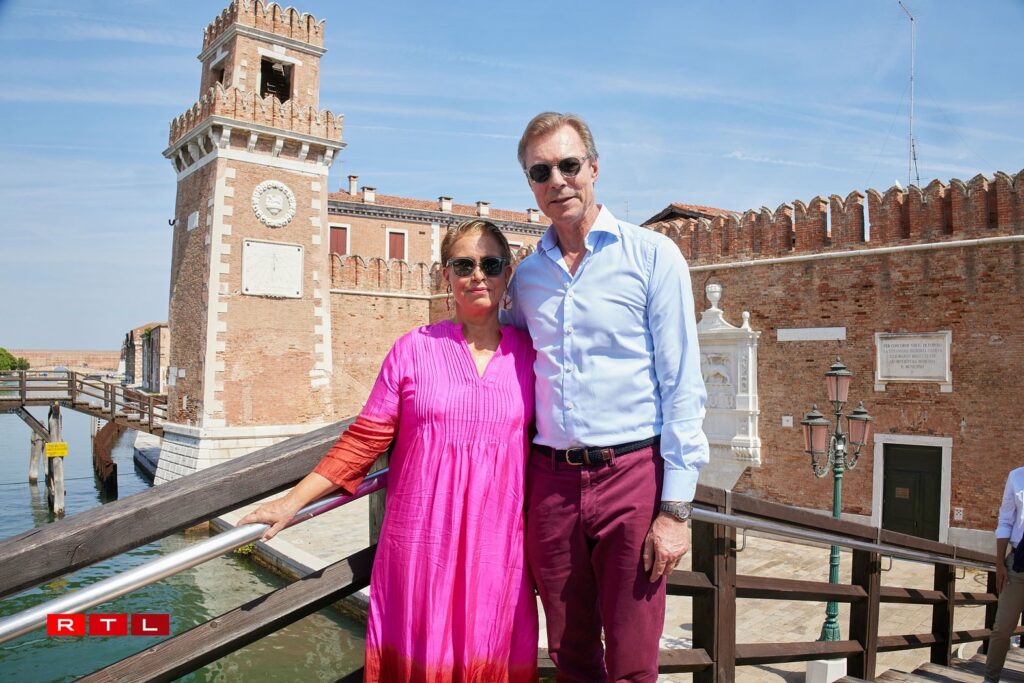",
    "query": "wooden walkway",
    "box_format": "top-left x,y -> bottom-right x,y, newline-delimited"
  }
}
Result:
0,370 -> 166,436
